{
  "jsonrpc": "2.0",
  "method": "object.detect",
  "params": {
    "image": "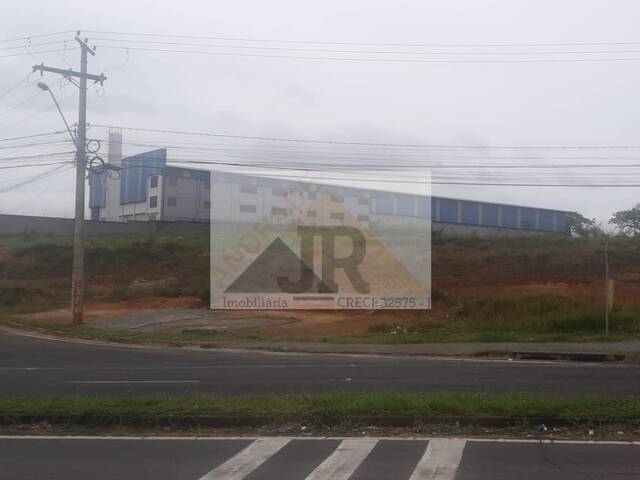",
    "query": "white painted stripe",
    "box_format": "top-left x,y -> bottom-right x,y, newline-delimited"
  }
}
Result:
305,438 -> 378,480
198,437 -> 289,480
67,380 -> 199,384
409,439 -> 466,480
